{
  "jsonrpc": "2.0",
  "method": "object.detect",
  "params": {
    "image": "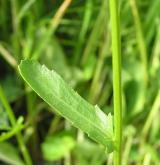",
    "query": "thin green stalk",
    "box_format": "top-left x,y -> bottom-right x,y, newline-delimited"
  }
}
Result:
81,0 -> 107,66
129,0 -> 148,83
142,90 -> 160,138
109,0 -> 122,165
73,0 -> 92,64
0,86 -> 32,165
88,32 -> 109,104
0,123 -> 25,142
138,90 -> 160,165
151,23 -> 160,74
10,0 -> 21,61
48,115 -> 61,135
98,82 -> 112,106
107,153 -> 113,165
122,135 -> 133,165
64,121 -> 71,165
145,0 -> 160,45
